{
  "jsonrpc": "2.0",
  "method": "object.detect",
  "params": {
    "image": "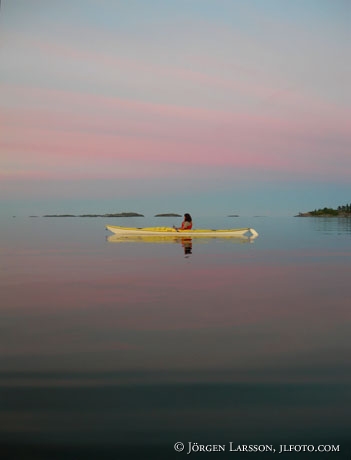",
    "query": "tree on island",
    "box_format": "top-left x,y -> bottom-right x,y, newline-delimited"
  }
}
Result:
338,204 -> 351,213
